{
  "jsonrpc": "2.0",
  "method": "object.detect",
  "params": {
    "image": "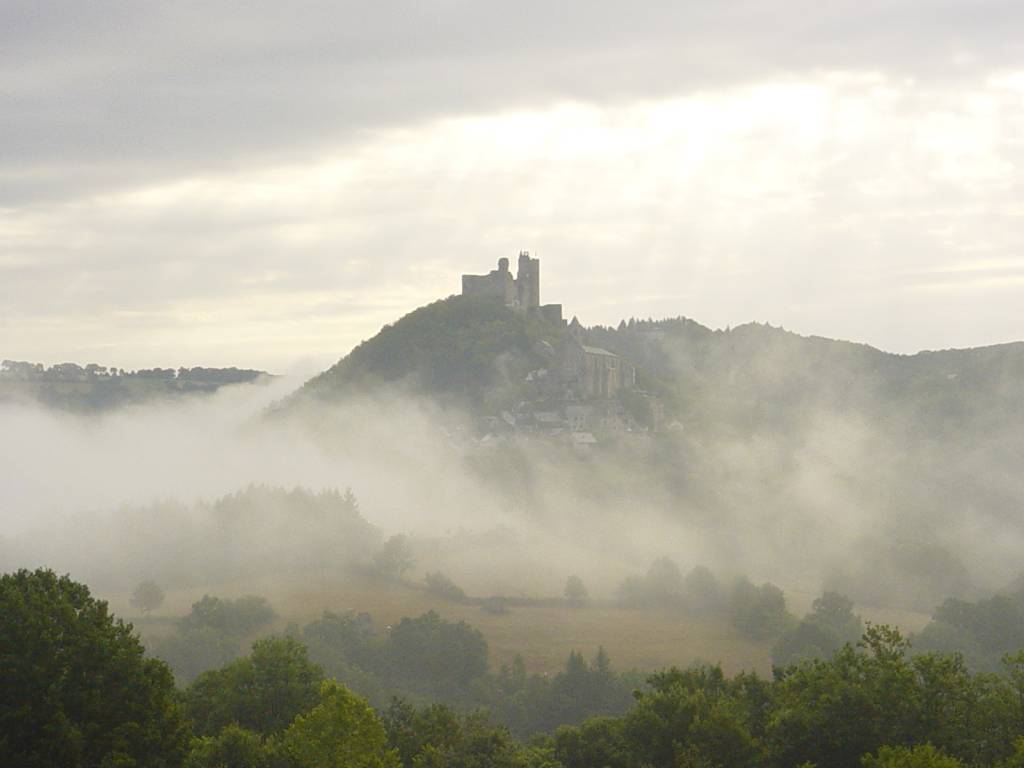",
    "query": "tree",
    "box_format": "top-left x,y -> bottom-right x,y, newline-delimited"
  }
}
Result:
861,744 -> 965,768
130,580 -> 166,615
184,724 -> 276,768
179,594 -> 276,637
373,535 -> 416,580
773,591 -> 864,668
564,575 -> 589,607
386,611 -> 488,694
185,636 -> 324,736
729,578 -> 794,641
281,680 -> 400,768
0,568 -> 190,768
